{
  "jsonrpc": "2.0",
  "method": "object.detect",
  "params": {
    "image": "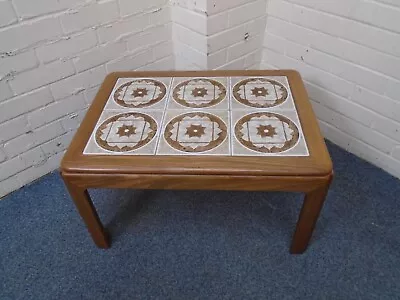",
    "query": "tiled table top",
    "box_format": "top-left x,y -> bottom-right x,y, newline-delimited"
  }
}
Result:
83,76 -> 309,157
